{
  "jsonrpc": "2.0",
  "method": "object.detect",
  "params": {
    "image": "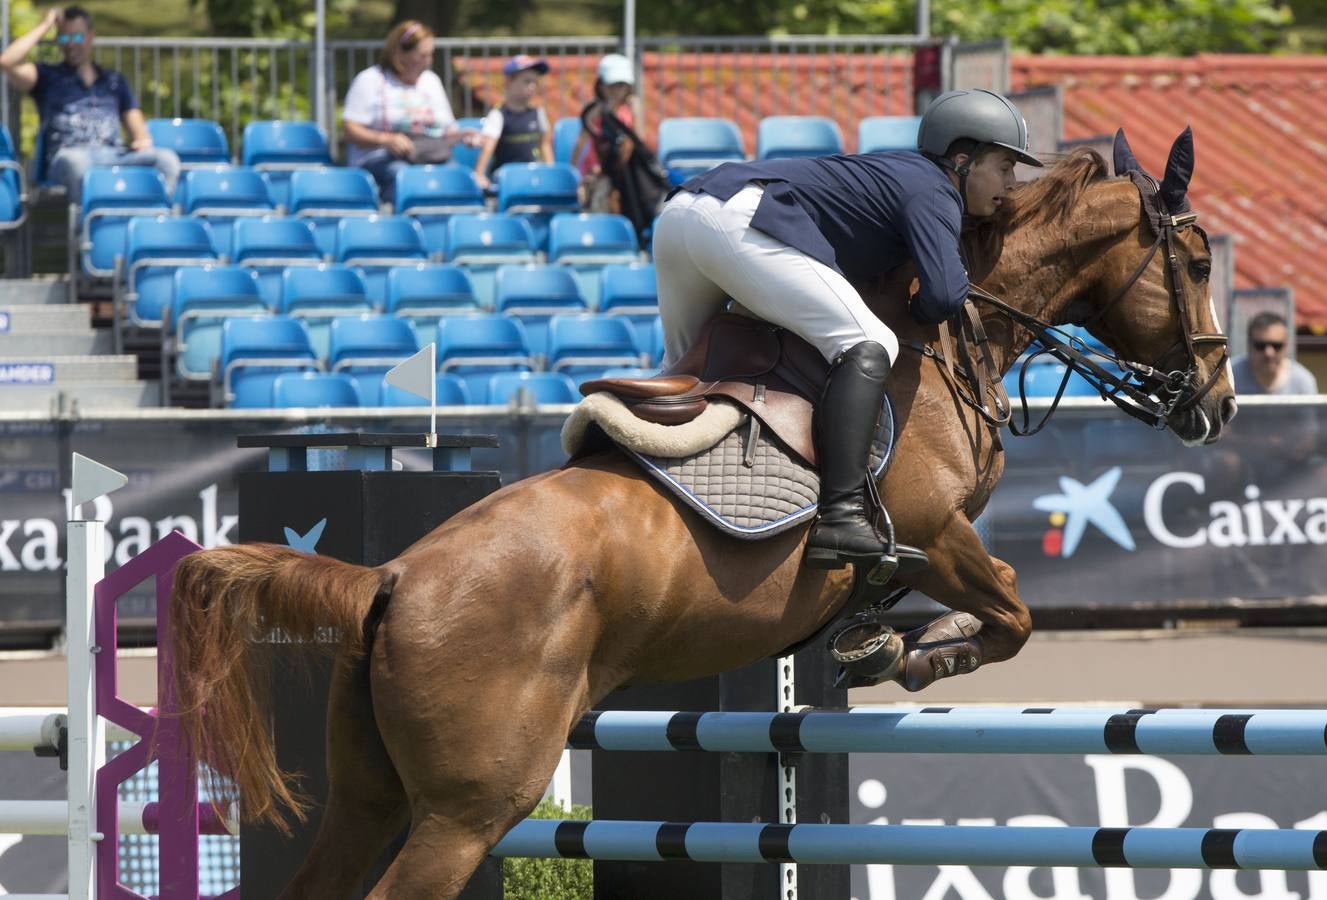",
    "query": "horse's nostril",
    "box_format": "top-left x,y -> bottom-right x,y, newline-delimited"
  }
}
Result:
1221,396 -> 1239,425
